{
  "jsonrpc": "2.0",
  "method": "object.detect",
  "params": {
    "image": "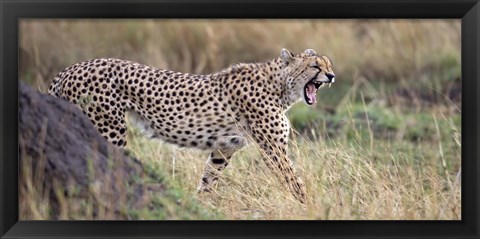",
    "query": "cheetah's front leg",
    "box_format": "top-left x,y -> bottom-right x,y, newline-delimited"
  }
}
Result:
250,114 -> 308,204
